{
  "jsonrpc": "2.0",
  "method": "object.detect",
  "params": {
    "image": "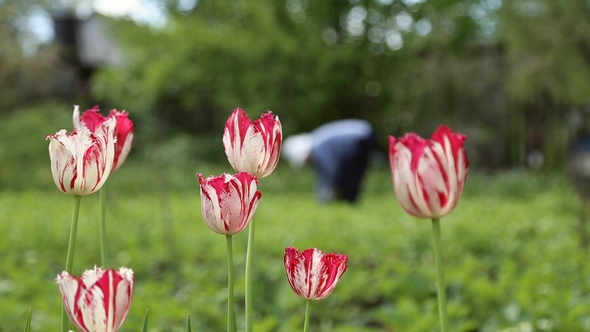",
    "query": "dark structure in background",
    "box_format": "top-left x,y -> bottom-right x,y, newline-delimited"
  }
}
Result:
52,13 -> 124,99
